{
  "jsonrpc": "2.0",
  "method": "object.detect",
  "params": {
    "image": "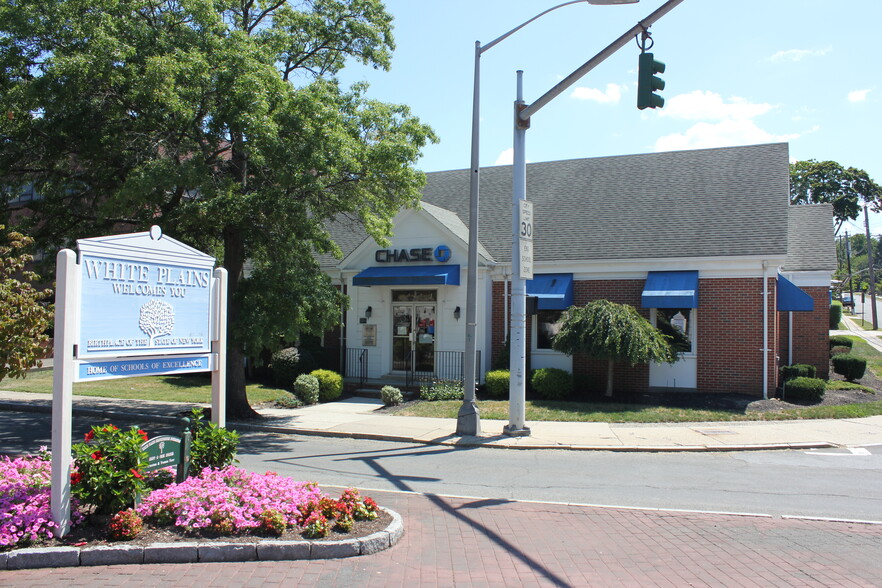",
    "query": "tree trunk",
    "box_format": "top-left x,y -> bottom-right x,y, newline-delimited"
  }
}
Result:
223,225 -> 259,420
605,359 -> 614,398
